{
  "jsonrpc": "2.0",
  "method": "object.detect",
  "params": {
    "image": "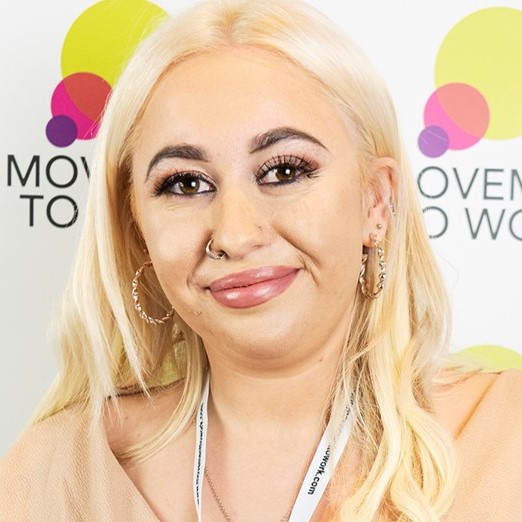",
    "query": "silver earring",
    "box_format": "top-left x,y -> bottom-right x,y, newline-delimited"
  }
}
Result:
132,260 -> 174,325
205,239 -> 226,260
359,233 -> 386,299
